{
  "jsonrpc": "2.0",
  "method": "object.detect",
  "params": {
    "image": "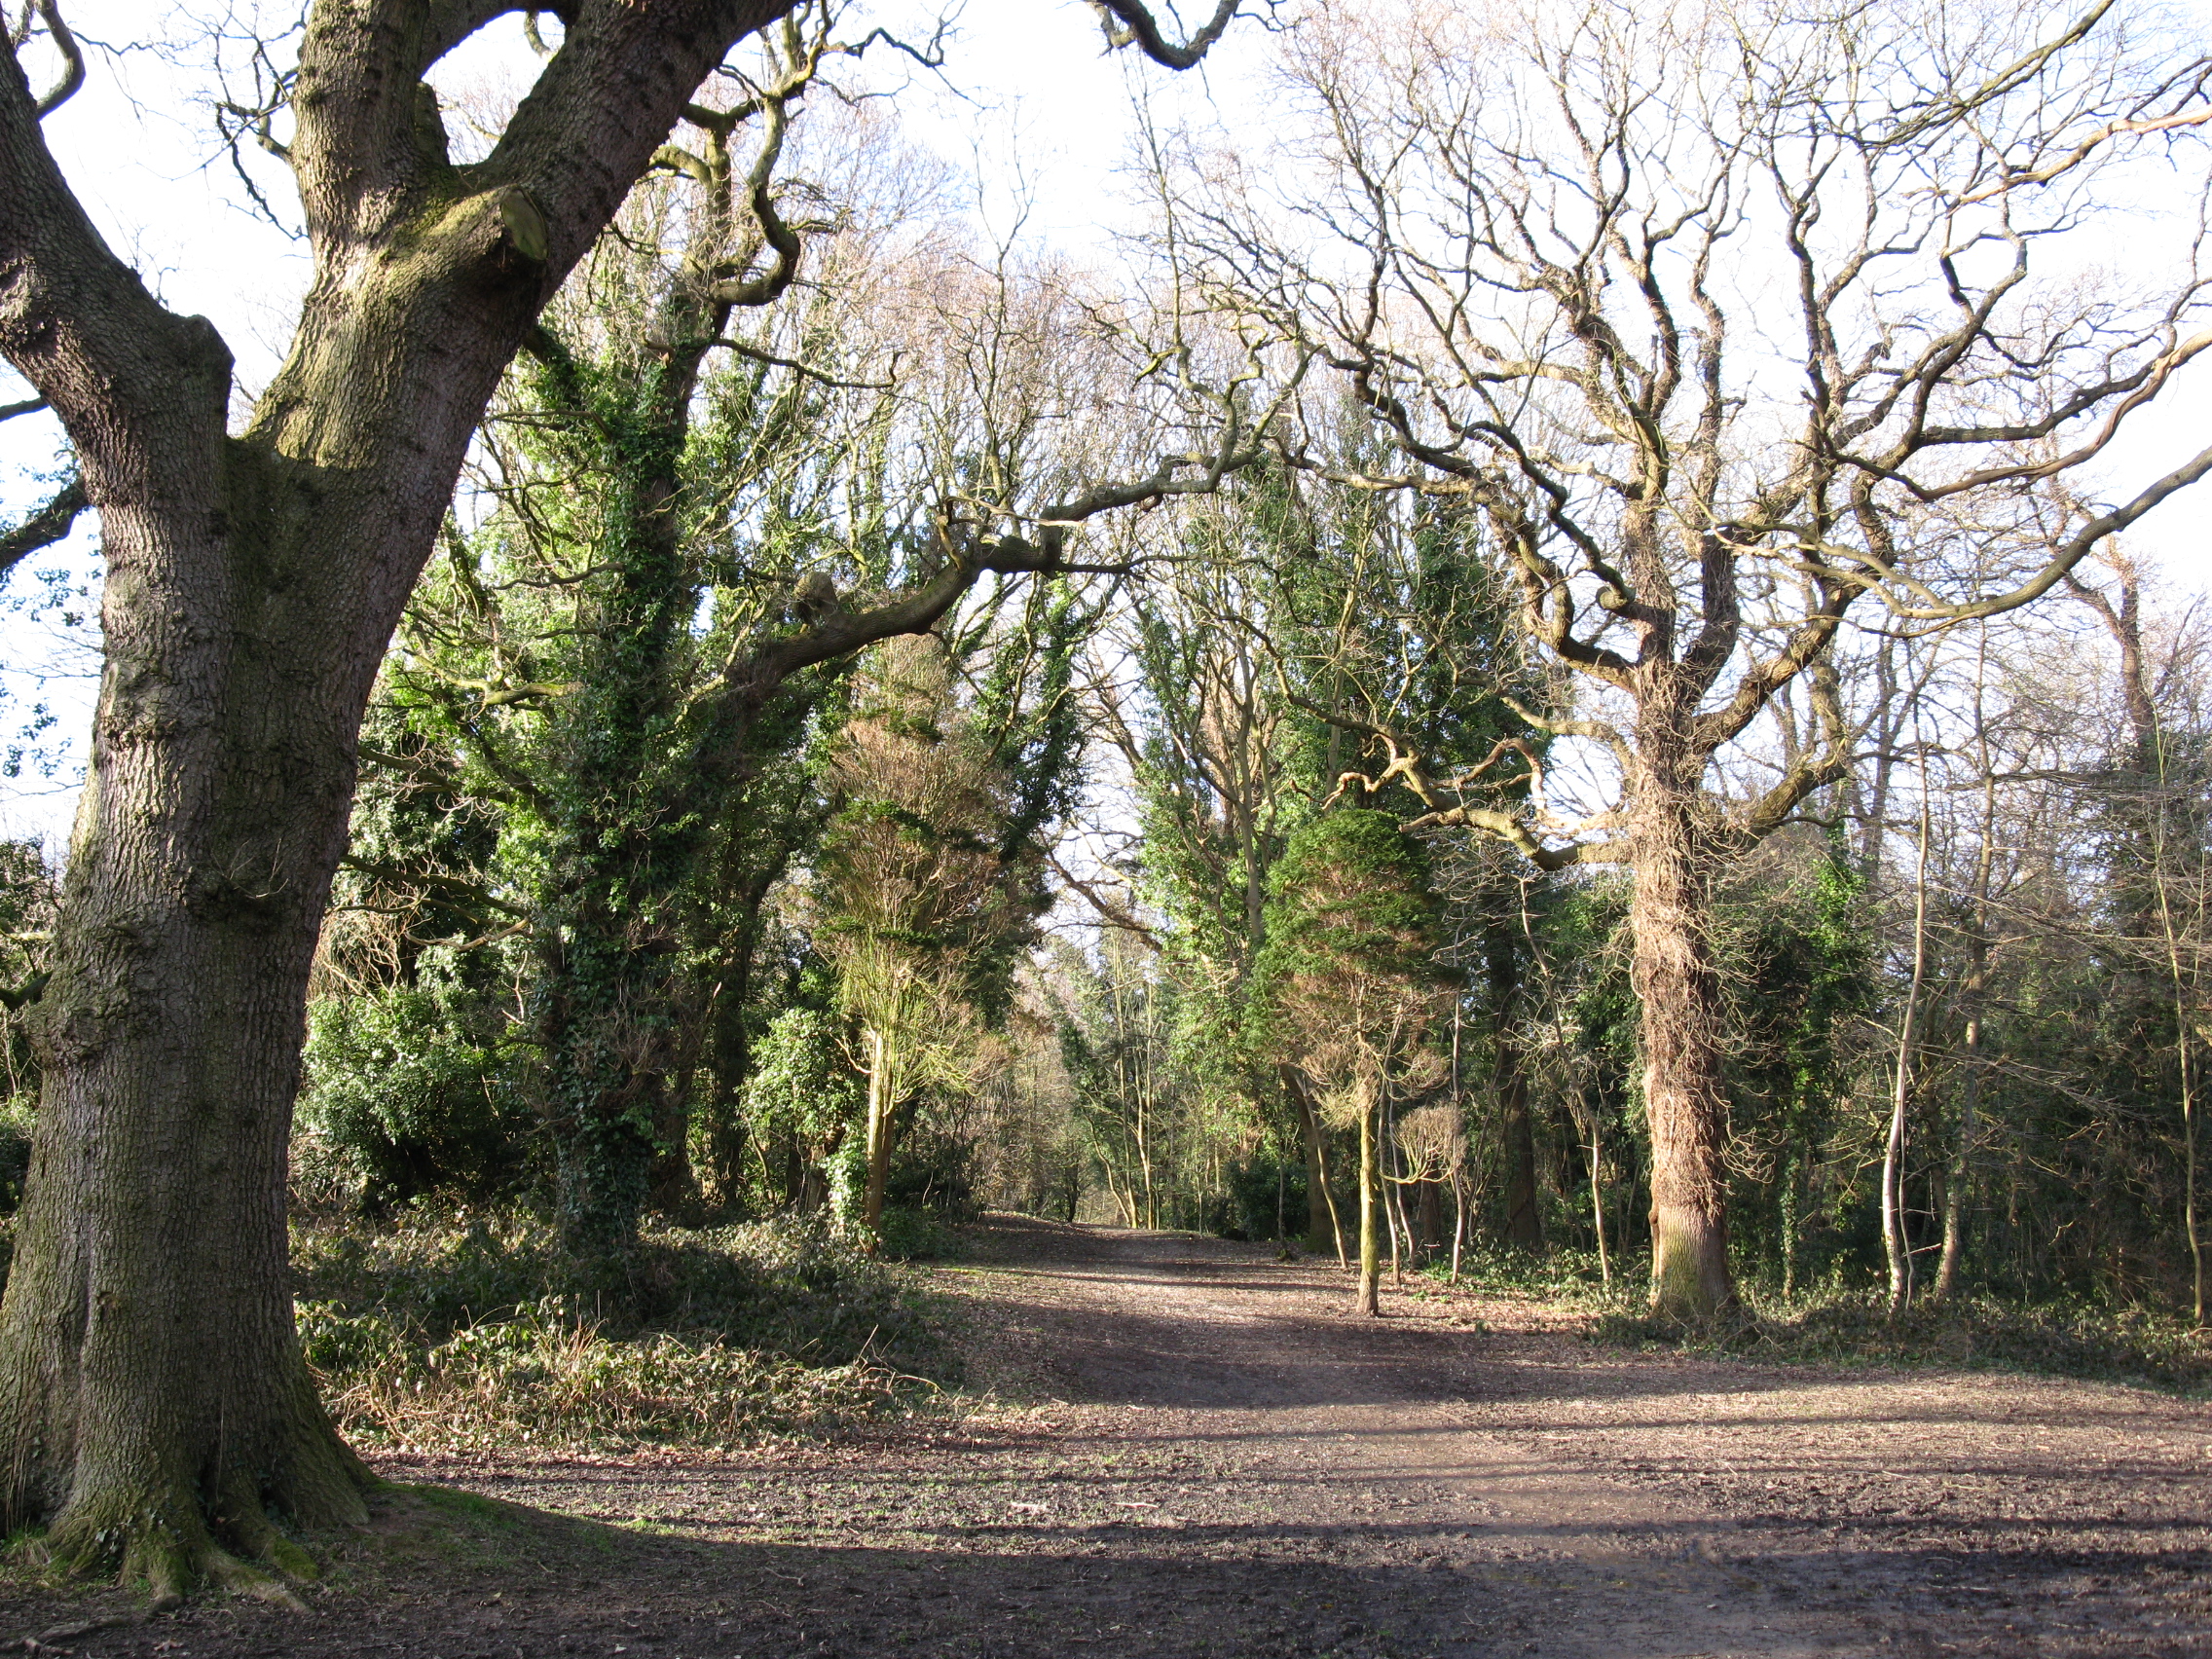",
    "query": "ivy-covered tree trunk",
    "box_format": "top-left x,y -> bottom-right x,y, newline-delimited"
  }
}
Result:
538,920 -> 682,1259
529,354 -> 699,1256
1628,762 -> 1736,1319
0,0 -> 794,1586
